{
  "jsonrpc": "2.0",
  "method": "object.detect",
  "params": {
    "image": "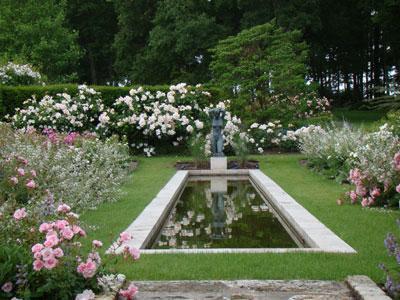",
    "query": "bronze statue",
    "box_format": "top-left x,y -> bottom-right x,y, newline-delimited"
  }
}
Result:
209,108 -> 225,157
